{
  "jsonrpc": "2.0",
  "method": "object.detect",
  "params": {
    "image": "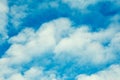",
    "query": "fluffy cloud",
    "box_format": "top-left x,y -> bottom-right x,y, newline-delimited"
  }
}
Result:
6,17 -> 119,67
8,67 -> 61,80
0,18 -> 71,79
76,64 -> 120,80
54,23 -> 120,65
1,0 -> 120,80
0,17 -> 120,79
6,18 -> 71,64
0,64 -> 61,80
